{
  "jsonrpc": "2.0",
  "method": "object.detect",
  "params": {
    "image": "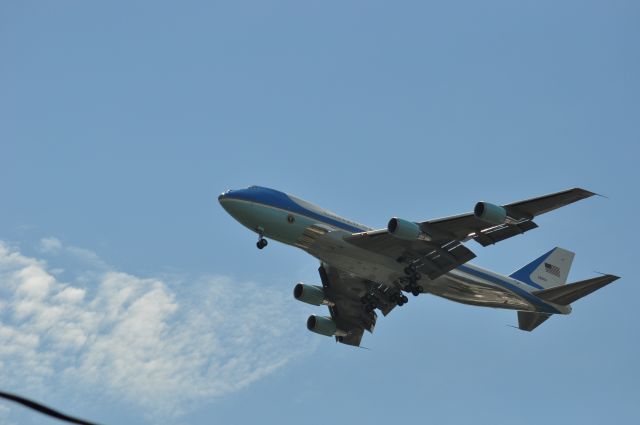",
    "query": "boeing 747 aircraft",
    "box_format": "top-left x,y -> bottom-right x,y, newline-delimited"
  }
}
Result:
219,186 -> 619,346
